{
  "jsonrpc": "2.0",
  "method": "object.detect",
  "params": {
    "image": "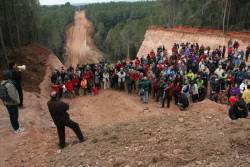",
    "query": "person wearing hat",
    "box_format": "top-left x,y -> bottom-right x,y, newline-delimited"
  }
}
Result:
47,91 -> 86,149
1,70 -> 24,133
229,99 -> 248,120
